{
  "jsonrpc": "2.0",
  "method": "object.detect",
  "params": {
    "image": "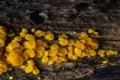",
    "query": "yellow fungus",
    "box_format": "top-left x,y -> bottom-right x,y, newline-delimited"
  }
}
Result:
80,39 -> 86,44
50,44 -> 59,50
20,28 -> 28,37
98,50 -> 105,58
88,28 -> 98,35
68,39 -> 75,46
59,33 -> 68,38
73,31 -> 76,34
72,55 -> 78,60
61,57 -> 68,62
59,38 -> 68,46
36,46 -> 45,57
36,46 -> 45,52
24,49 -> 35,58
68,51 -> 73,60
79,51 -> 87,58
8,32 -> 15,37
48,59 -> 54,65
0,60 -> 7,73
0,34 -> 6,41
0,27 -> 6,36
88,28 -> 95,33
106,50 -> 114,56
0,25 -> 119,76
68,46 -> 73,51
0,68 -> 3,75
43,51 -> 49,57
102,60 -> 108,64
24,65 -> 33,73
41,56 -> 49,63
78,32 -> 88,39
24,40 -> 36,49
0,38 -> 5,48
90,43 -> 99,49
74,40 -> 85,50
36,40 -> 47,48
32,68 -> 40,75
11,41 -> 20,48
50,56 -> 58,62
7,51 -> 23,66
85,38 -> 93,44
20,32 -> 26,37
31,28 -> 35,33
44,31 -> 54,41
36,50 -> 44,58
21,28 -> 28,32
9,76 -> 14,80
20,65 -> 26,69
22,53 -> 28,61
48,49 -> 57,57
25,34 -> 35,40
6,45 -> 13,53
35,30 -> 45,37
38,77 -> 41,80
113,50 -> 118,55
94,32 -> 98,35
56,57 -> 62,63
14,36 -> 22,41
89,49 -> 97,57
27,60 -> 34,65
58,47 -> 67,56
74,48 -> 82,56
